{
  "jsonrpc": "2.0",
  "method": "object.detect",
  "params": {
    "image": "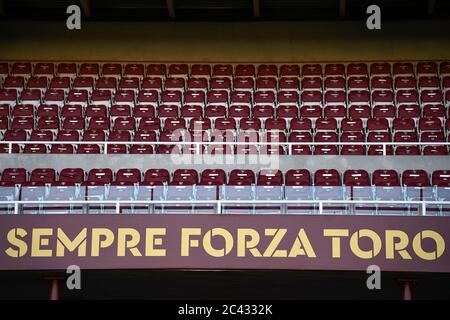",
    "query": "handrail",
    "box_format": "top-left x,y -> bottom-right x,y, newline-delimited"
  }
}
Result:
1,141 -> 450,156
2,199 -> 450,215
